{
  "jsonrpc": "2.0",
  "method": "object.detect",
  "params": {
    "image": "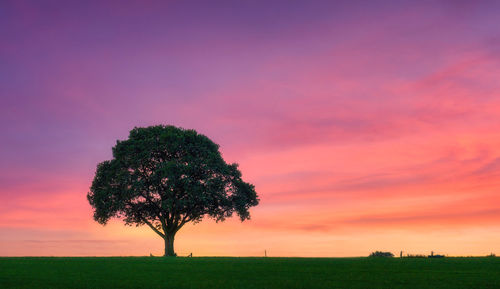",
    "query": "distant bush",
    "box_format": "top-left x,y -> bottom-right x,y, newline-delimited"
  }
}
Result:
428,254 -> 445,258
487,253 -> 496,257
405,254 -> 426,258
428,251 -> 445,258
369,251 -> 394,257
